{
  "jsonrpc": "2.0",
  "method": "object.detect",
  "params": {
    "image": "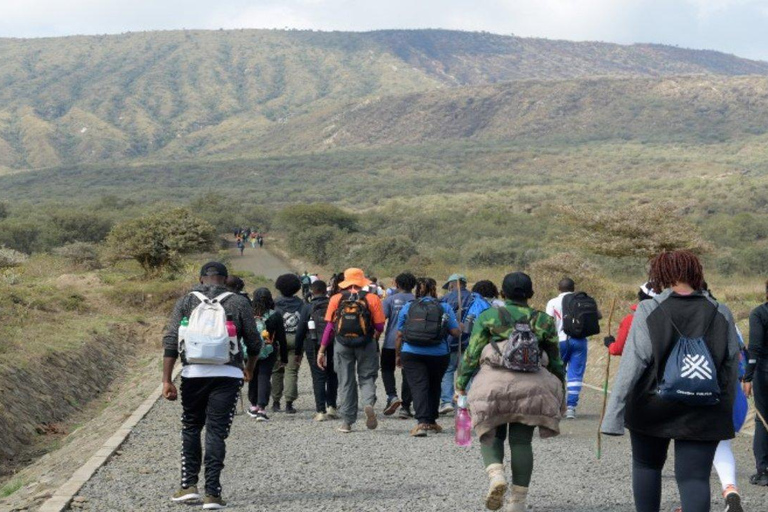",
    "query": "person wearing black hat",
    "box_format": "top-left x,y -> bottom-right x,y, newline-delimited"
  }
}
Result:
161,262 -> 262,509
